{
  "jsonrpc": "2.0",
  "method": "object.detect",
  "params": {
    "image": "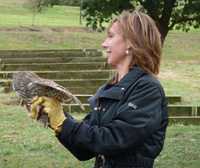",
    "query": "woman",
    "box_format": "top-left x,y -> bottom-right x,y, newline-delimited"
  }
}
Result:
31,11 -> 169,168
